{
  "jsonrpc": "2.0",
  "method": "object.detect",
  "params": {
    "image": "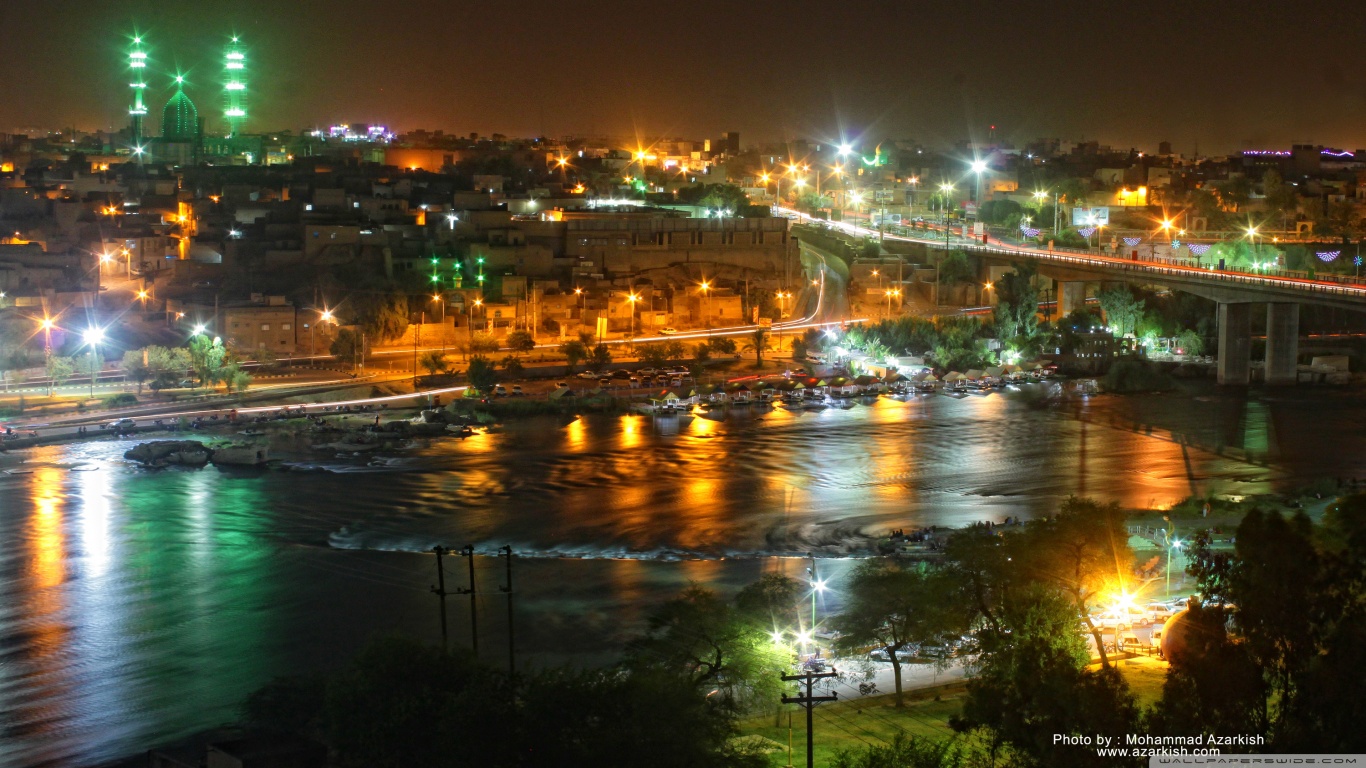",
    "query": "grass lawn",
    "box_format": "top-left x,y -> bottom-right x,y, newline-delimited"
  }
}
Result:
737,681 -> 966,767
739,658 -> 1170,766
